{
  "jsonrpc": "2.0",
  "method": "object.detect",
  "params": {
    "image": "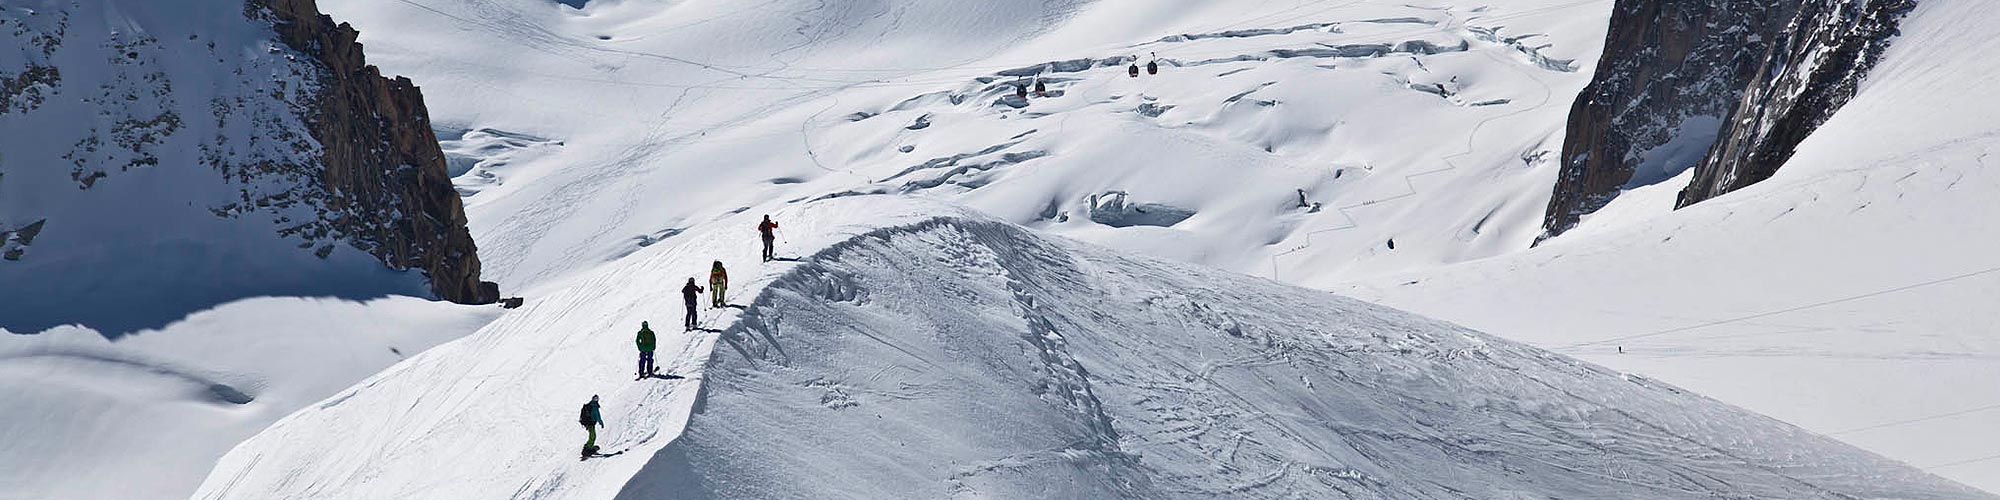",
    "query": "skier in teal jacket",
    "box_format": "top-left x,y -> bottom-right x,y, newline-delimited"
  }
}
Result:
580,395 -> 604,457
